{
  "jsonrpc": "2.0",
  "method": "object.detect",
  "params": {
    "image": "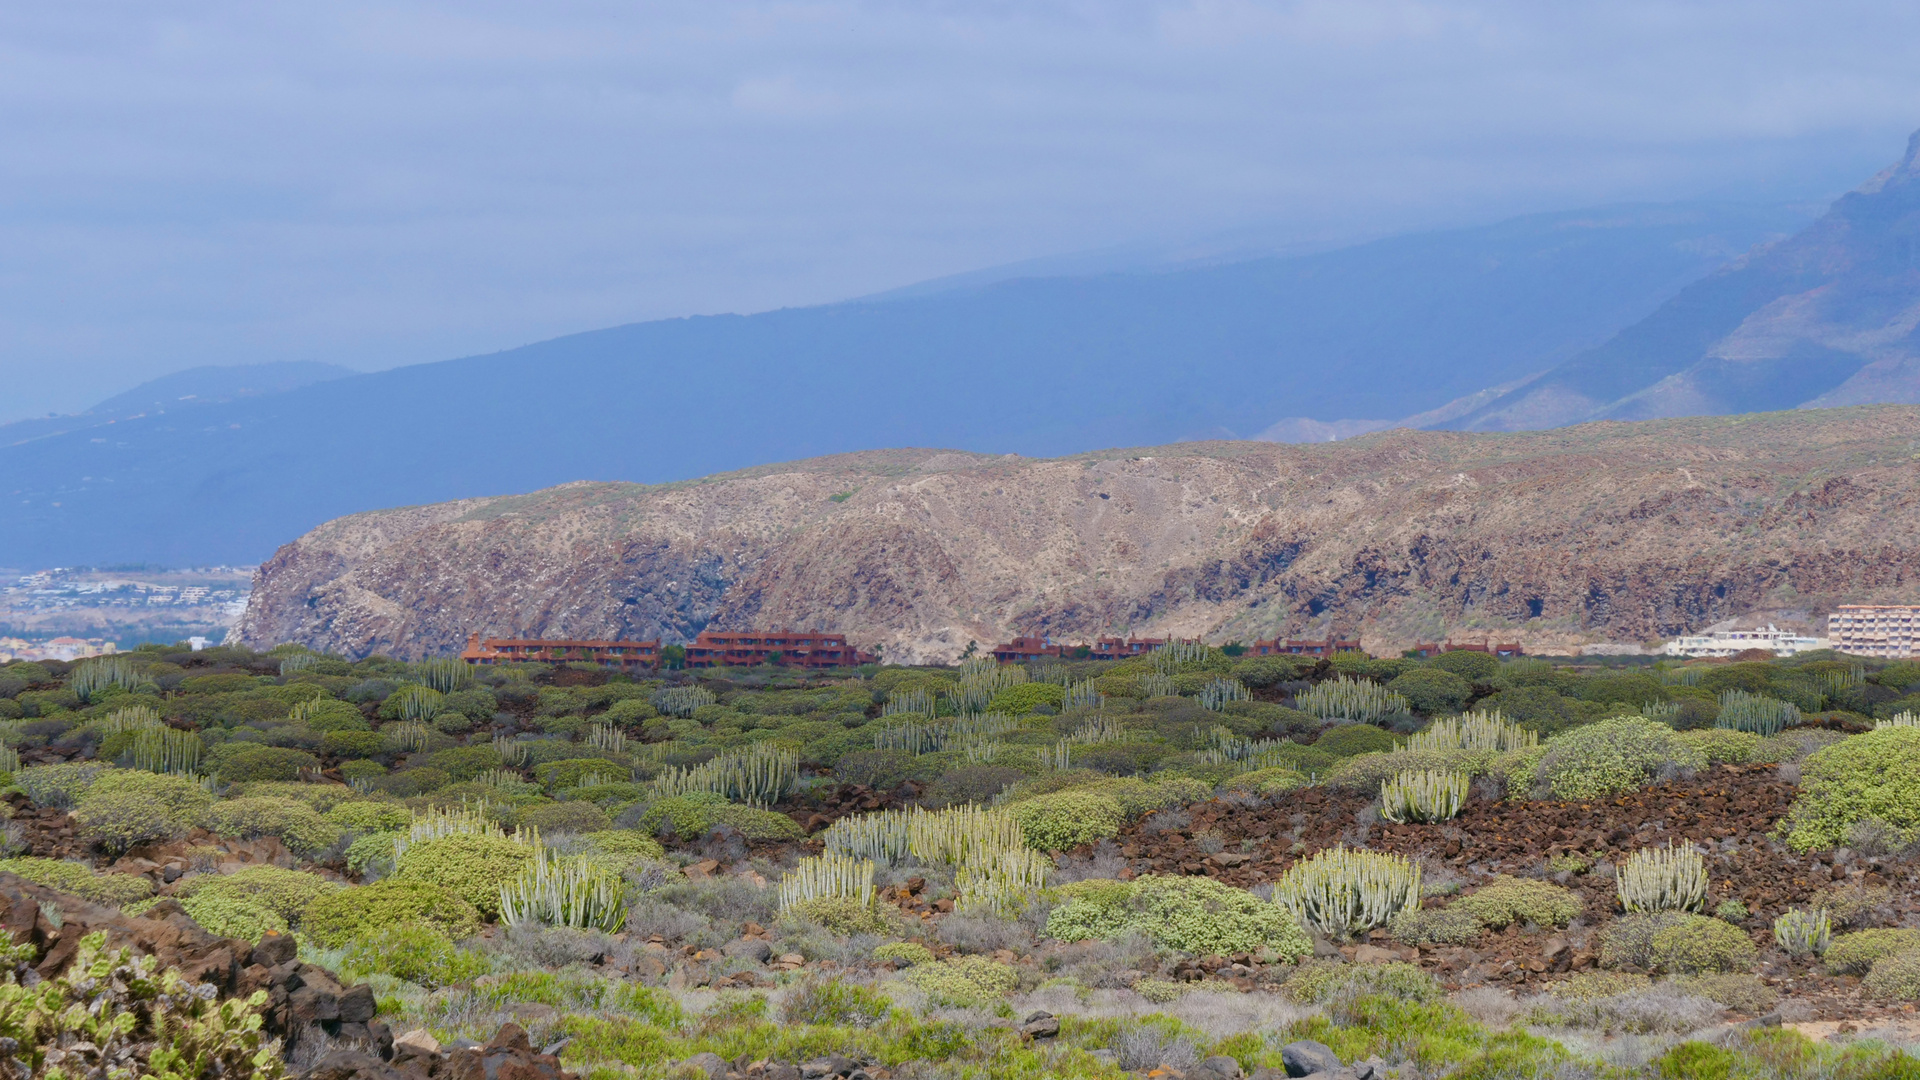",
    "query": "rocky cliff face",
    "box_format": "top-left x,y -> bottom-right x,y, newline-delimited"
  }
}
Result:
236,406 -> 1920,662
